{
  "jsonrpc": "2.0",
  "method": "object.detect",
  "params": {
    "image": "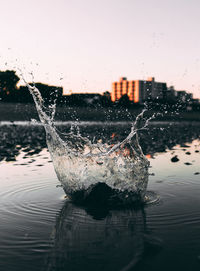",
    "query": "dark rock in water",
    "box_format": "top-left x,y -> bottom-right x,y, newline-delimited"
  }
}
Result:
194,172 -> 200,175
27,149 -> 42,156
71,183 -> 113,207
171,155 -> 179,162
180,144 -> 190,148
185,151 -> 191,155
23,147 -> 32,152
0,156 -> 4,161
5,156 -> 16,162
195,150 -> 199,153
84,183 -> 113,206
71,182 -> 143,208
184,162 -> 192,165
